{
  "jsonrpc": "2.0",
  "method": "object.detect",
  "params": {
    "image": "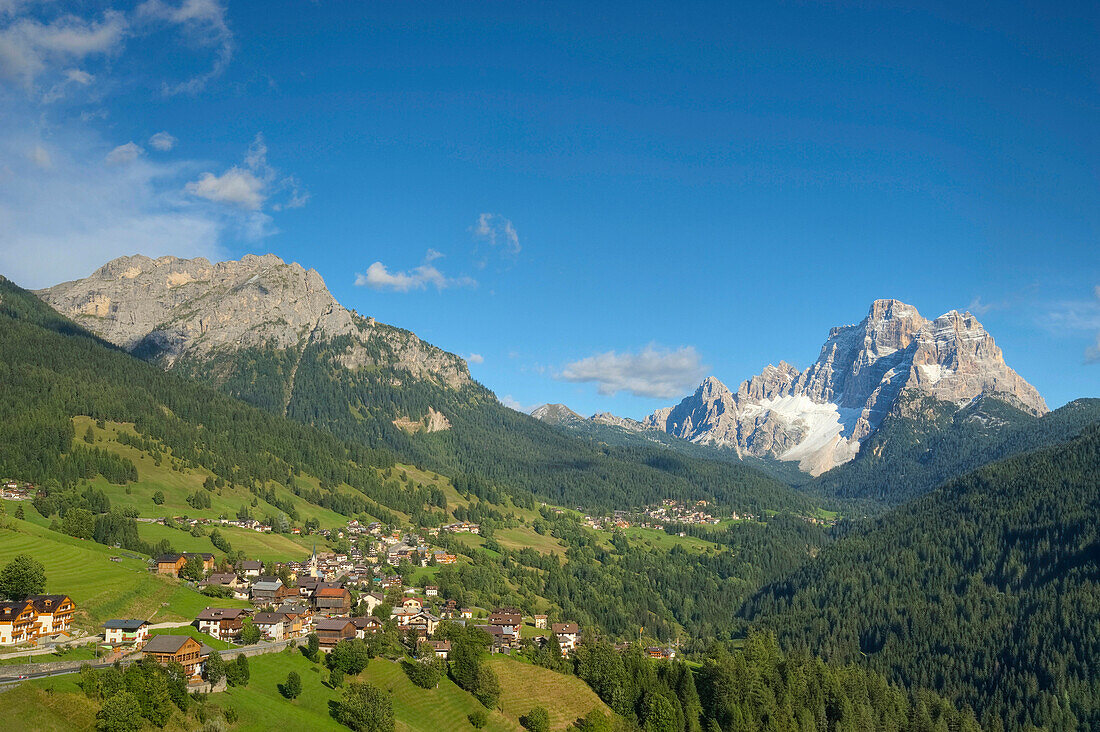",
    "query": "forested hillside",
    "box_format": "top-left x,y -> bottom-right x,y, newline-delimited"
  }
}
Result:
807,393 -> 1100,508
743,423 -> 1100,729
176,339 -> 810,516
